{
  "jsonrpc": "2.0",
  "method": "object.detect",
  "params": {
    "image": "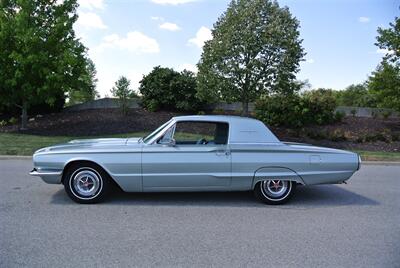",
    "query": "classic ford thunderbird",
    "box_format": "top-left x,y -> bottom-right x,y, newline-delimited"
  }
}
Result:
30,115 -> 361,204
